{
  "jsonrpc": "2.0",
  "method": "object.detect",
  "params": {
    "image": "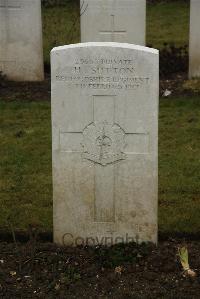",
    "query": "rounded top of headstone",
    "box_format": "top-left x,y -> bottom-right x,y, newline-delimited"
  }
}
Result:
51,42 -> 159,55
